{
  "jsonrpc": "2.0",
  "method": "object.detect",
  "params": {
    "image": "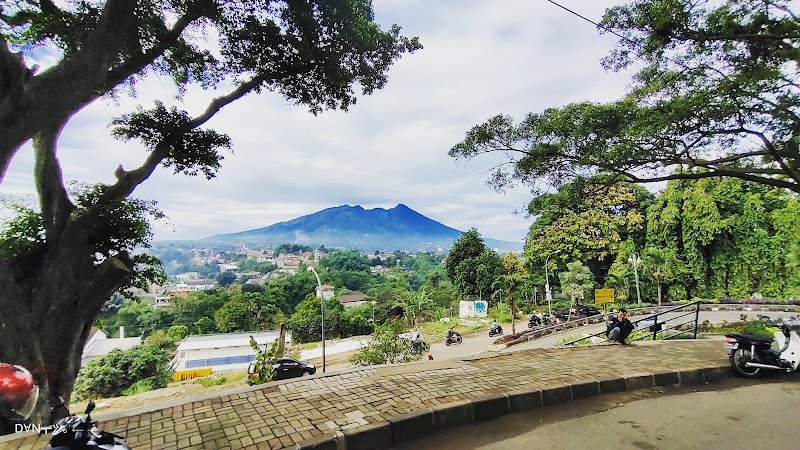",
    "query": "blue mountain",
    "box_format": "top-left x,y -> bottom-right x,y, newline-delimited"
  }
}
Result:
200,204 -> 523,252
